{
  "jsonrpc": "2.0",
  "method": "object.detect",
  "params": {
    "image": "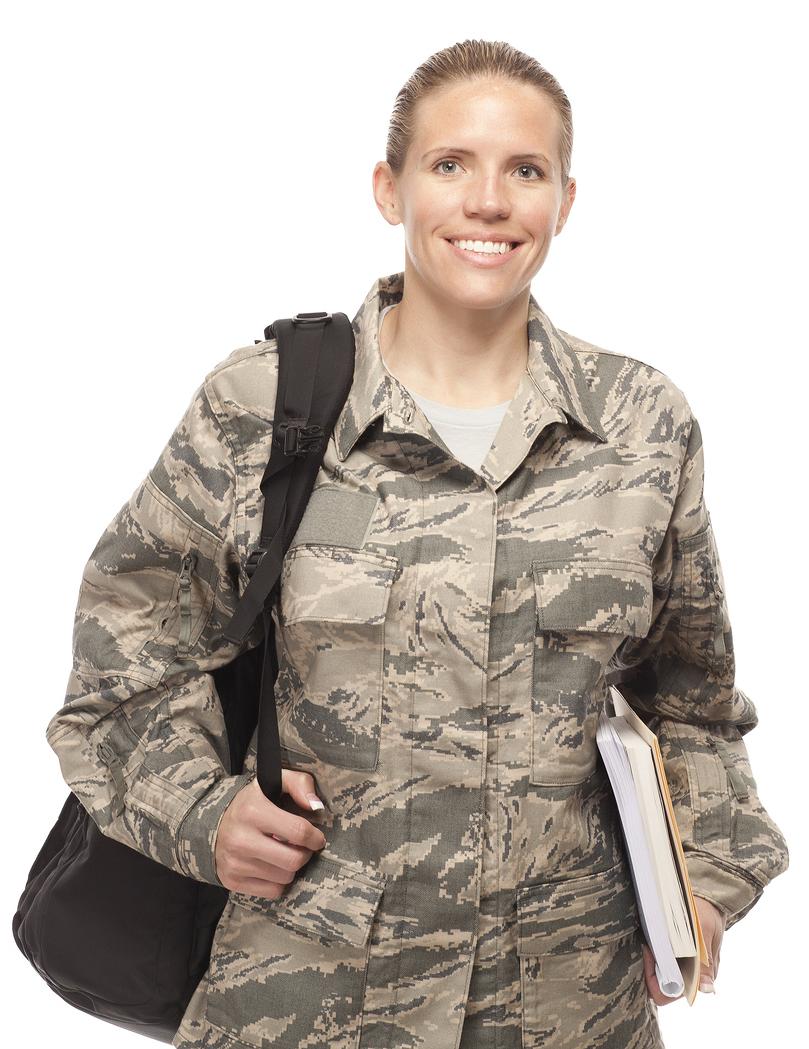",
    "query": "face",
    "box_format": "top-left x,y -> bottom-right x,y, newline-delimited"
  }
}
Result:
373,77 -> 576,311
